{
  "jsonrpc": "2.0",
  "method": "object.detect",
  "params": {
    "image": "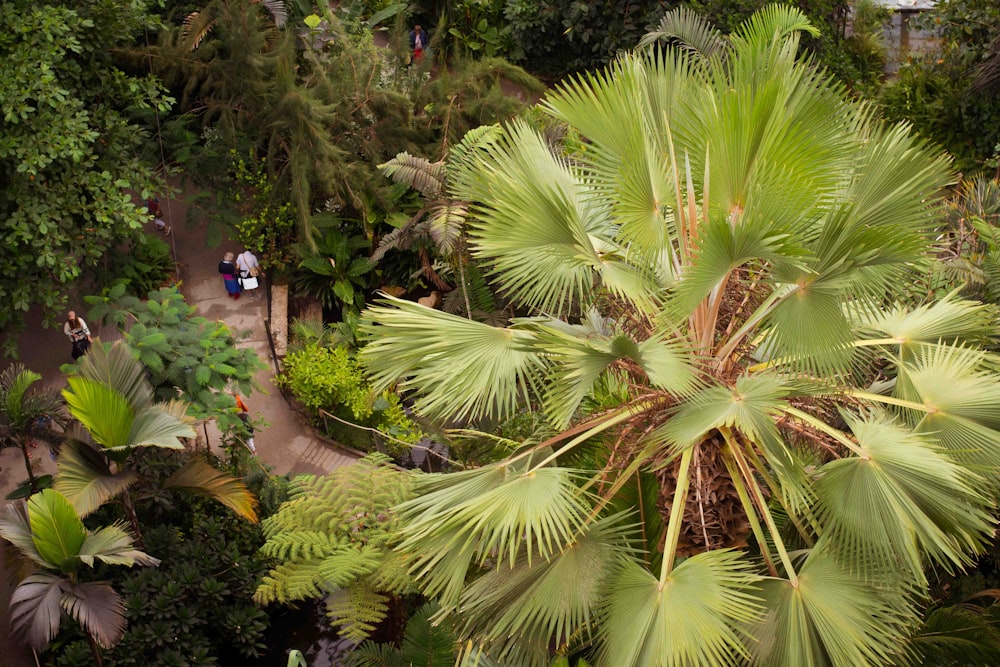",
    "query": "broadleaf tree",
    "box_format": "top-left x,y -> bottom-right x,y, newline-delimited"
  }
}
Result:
360,6 -> 1000,666
0,0 -> 170,354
